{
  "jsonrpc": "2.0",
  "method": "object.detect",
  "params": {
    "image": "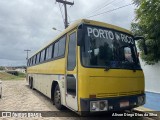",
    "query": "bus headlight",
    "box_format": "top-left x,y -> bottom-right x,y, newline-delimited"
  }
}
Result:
138,96 -> 145,105
90,100 -> 108,111
90,101 -> 99,111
